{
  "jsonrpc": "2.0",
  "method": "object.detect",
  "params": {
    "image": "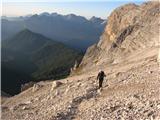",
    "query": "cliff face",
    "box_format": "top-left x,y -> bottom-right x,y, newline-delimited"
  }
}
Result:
79,1 -> 160,72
